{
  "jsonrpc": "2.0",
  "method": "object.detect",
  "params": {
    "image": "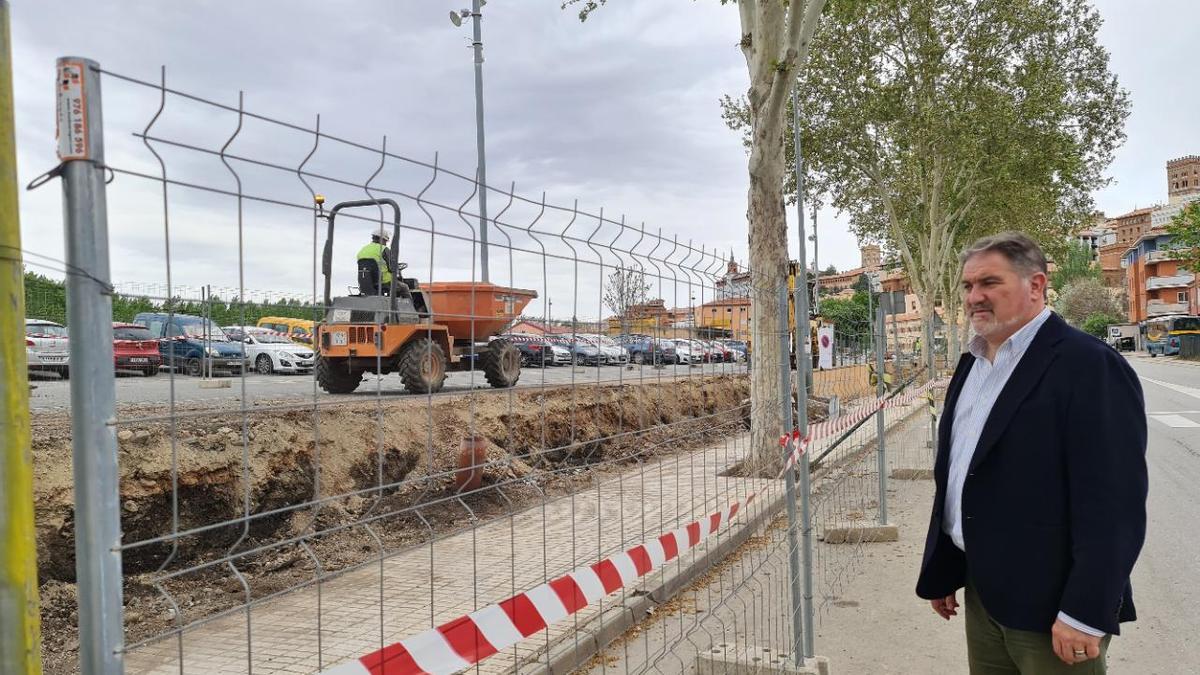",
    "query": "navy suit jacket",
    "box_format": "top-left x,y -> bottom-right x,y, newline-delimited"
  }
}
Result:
915,312 -> 1148,635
